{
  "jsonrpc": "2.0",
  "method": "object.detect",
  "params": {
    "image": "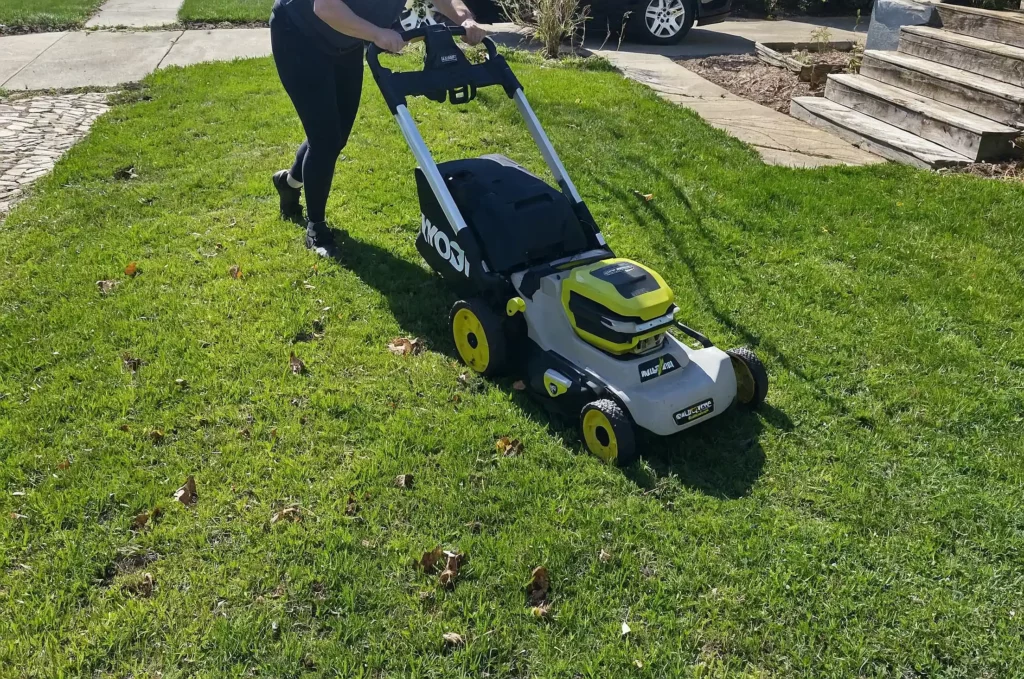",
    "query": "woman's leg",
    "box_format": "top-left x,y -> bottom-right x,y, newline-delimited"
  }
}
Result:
271,14 -> 345,235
